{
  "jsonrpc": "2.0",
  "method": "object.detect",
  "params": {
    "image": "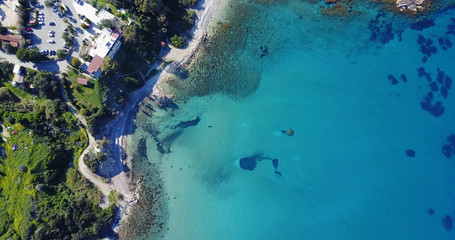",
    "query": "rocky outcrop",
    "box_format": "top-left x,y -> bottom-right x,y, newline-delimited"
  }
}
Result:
396,0 -> 425,12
